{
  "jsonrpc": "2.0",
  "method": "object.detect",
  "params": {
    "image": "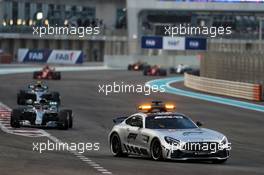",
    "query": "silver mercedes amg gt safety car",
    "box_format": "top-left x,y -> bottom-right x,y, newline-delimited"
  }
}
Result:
109,101 -> 231,163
